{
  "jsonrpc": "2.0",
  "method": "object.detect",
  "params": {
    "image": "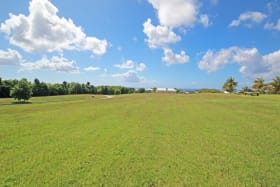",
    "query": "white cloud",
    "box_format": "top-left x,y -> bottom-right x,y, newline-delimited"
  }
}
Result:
84,66 -> 100,71
143,18 -> 181,49
0,0 -> 108,55
20,55 -> 79,73
136,63 -> 146,72
114,60 -> 146,72
112,70 -> 143,83
162,48 -> 190,65
200,14 -> 210,28
198,47 -> 262,72
229,11 -> 267,27
0,48 -> 22,65
264,19 -> 280,31
198,46 -> 280,80
114,60 -> 135,69
261,49 -> 280,79
147,0 -> 198,28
